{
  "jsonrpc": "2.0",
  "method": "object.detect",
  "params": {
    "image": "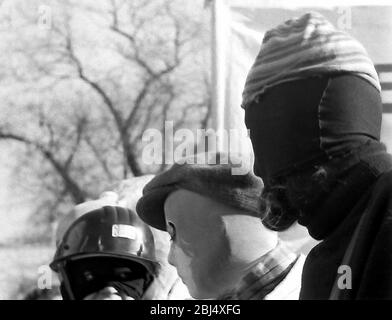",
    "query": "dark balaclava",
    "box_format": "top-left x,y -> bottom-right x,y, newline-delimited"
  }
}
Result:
243,13 -> 384,232
246,74 -> 384,232
246,74 -> 382,182
60,257 -> 153,300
